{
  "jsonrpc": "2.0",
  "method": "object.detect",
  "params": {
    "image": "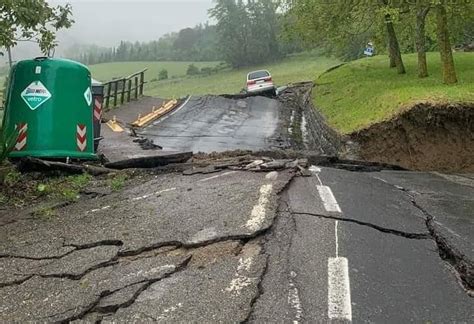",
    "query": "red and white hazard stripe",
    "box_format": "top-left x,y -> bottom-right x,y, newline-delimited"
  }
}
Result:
94,99 -> 102,121
77,124 -> 87,152
14,123 -> 28,151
